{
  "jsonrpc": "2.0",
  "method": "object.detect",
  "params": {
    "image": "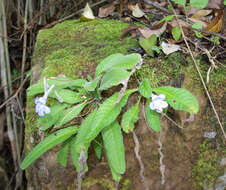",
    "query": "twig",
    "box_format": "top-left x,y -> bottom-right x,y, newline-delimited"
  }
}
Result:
163,114 -> 183,129
0,76 -> 29,110
168,0 -> 226,139
20,0 -> 28,85
143,0 -> 171,14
